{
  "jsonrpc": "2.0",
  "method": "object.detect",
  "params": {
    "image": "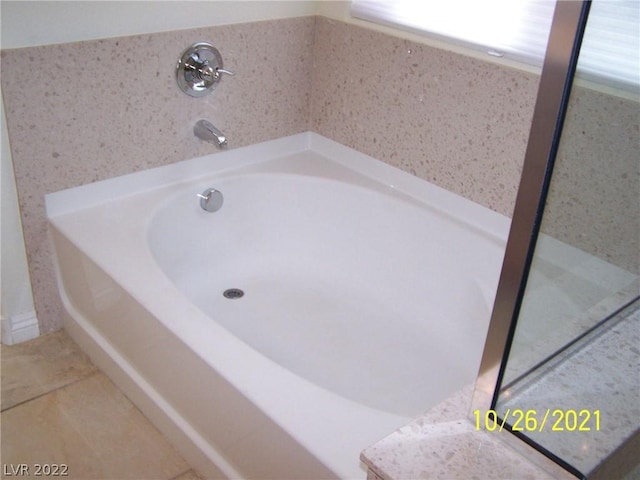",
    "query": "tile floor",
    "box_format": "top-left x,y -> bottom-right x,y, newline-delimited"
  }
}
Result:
1,330 -> 203,480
